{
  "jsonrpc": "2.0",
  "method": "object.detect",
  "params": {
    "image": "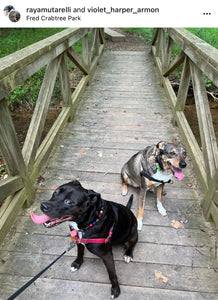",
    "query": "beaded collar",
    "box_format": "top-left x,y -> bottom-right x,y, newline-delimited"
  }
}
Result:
88,205 -> 105,228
